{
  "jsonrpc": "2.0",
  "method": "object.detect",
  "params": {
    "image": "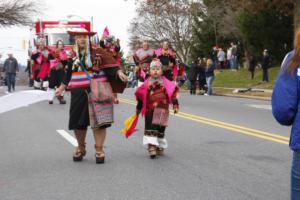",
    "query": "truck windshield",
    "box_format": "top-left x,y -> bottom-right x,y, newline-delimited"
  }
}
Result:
47,33 -> 75,46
